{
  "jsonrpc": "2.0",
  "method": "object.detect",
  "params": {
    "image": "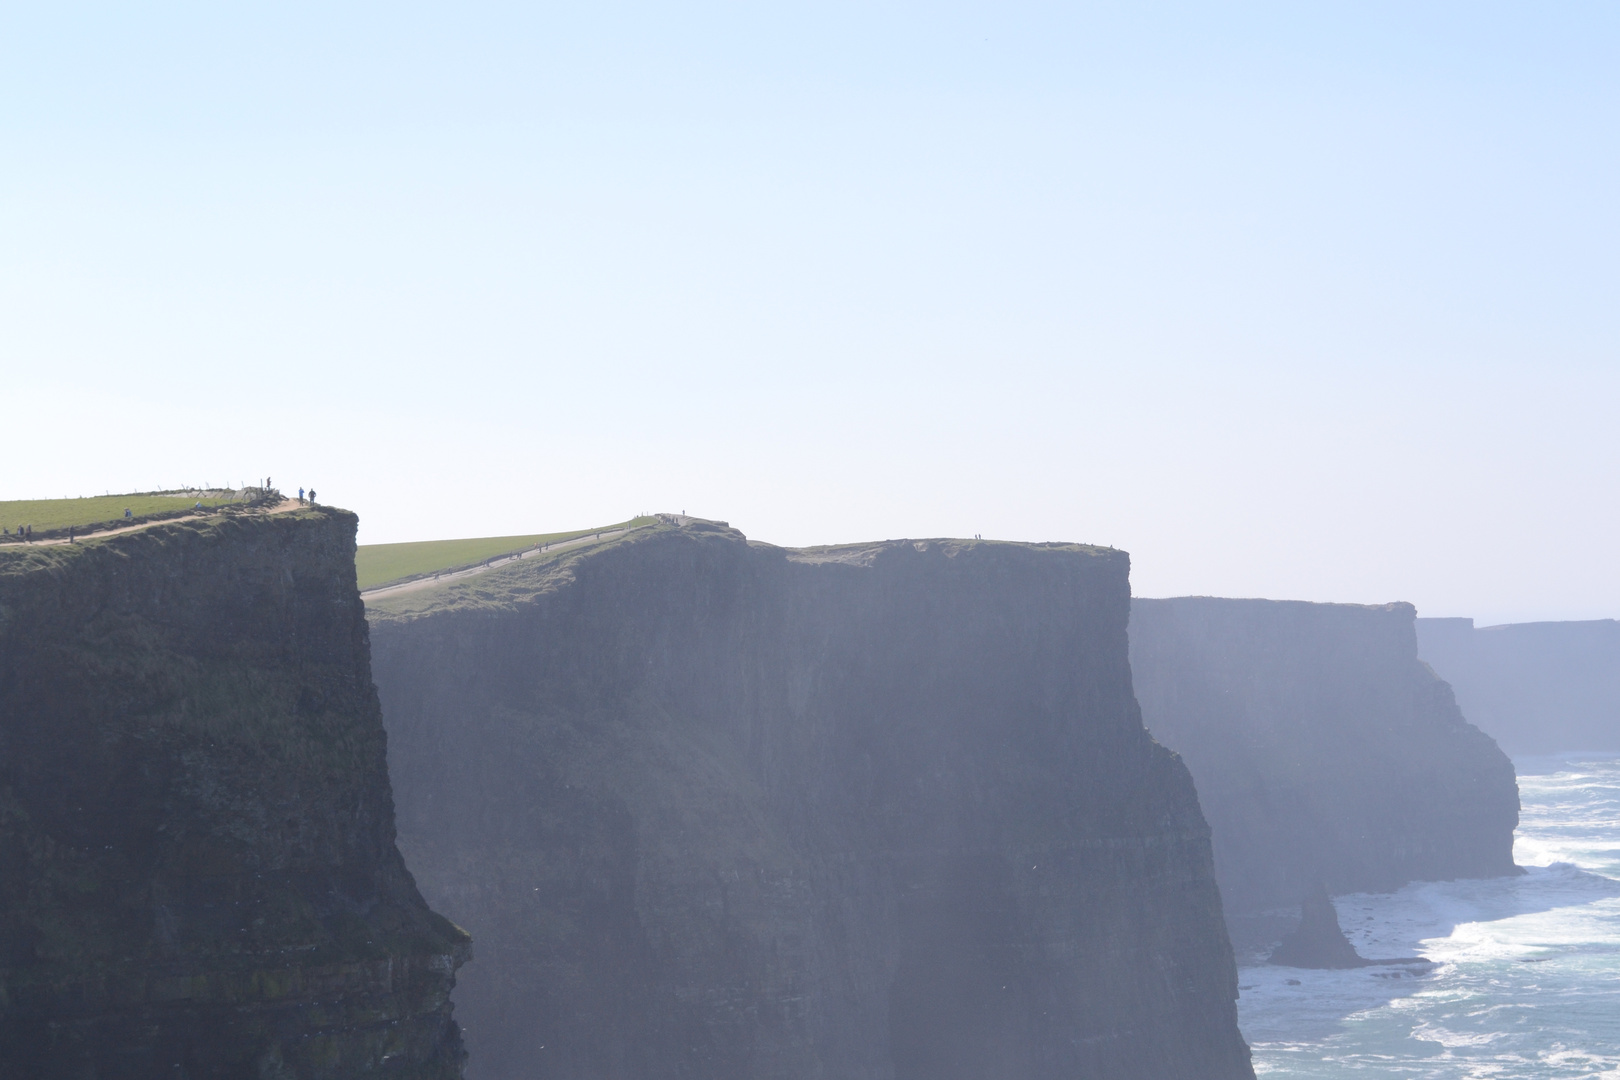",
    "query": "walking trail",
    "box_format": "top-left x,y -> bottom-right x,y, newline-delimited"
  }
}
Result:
2,498 -> 304,549
360,524 -> 649,602
4,500 -> 650,603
